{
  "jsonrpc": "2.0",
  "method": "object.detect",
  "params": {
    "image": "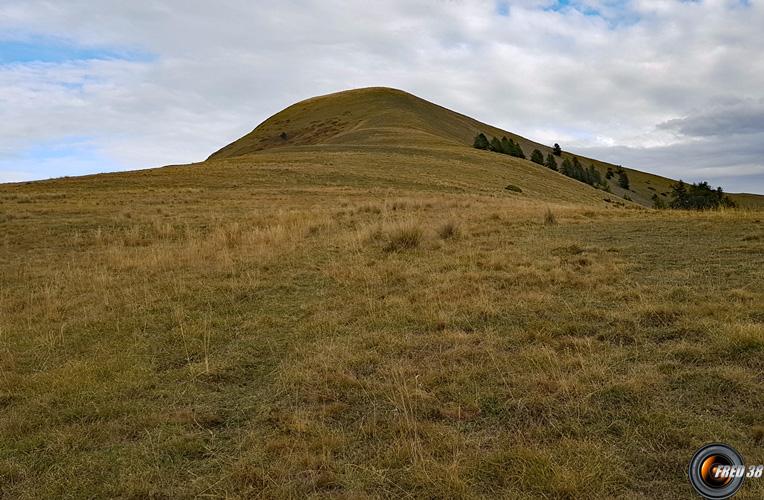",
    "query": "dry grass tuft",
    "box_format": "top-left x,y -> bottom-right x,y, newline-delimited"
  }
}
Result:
355,202 -> 382,215
544,207 -> 558,225
436,220 -> 460,240
382,221 -> 423,252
